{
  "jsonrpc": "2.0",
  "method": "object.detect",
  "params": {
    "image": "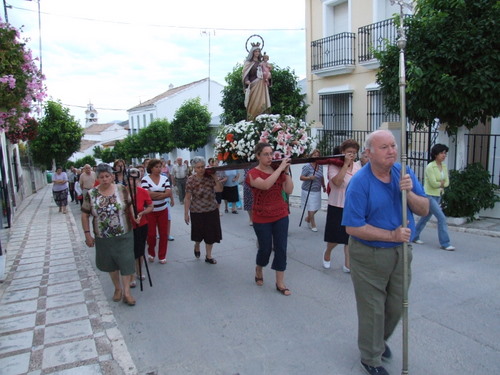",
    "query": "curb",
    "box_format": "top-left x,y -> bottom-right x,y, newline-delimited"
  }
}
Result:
66,200 -> 139,375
